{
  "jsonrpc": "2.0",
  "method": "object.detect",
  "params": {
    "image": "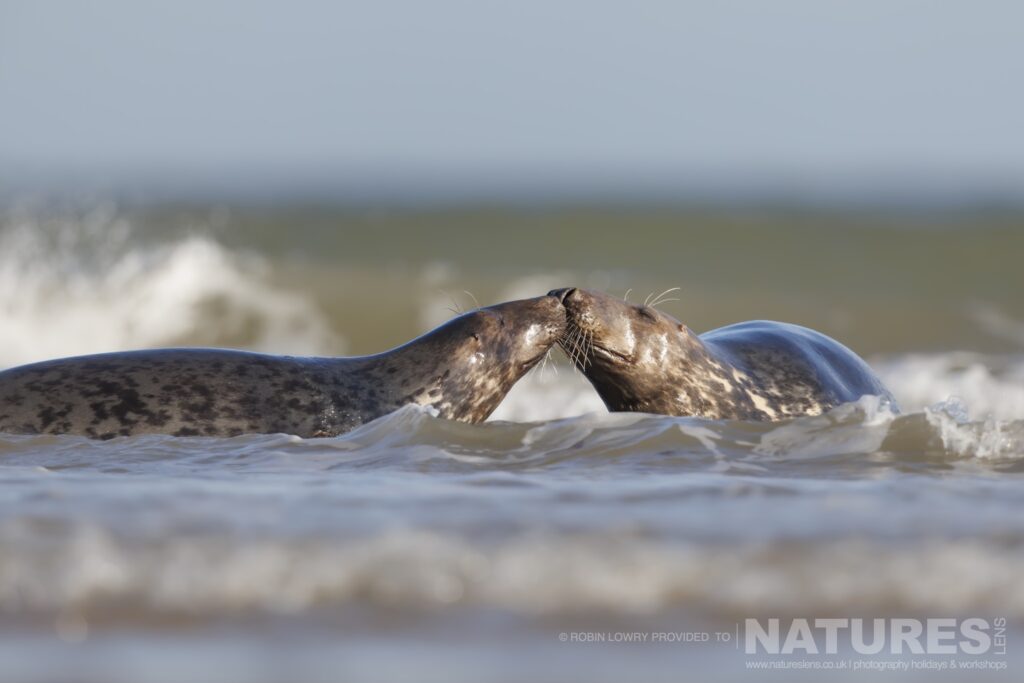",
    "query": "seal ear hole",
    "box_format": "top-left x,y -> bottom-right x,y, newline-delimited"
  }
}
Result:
471,333 -> 481,342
